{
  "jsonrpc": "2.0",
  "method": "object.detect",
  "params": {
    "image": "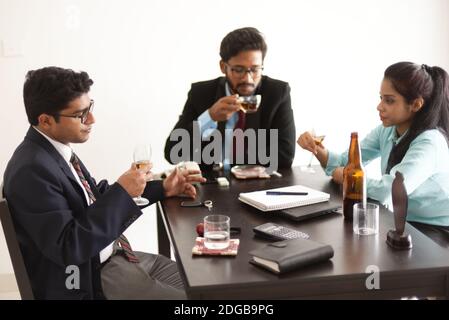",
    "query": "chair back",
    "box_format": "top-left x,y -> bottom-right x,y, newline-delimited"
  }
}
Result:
0,198 -> 34,300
